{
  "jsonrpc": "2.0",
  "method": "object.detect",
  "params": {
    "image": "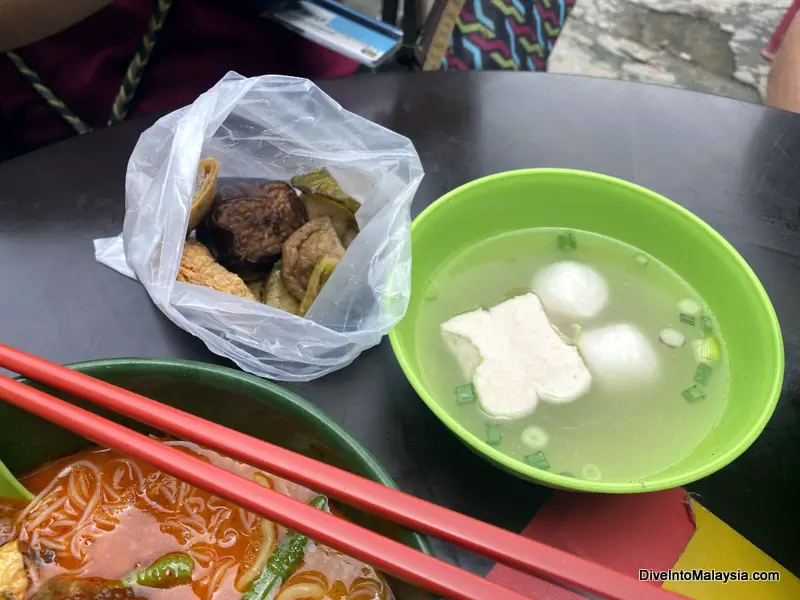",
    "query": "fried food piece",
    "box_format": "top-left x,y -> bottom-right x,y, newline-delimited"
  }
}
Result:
31,577 -> 141,600
299,257 -> 338,316
188,158 -> 219,232
0,541 -> 27,600
281,217 -> 345,301
0,500 -> 25,548
300,193 -> 359,248
247,280 -> 266,303
291,168 -> 361,214
201,181 -> 306,277
264,261 -> 300,315
177,241 -> 255,301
